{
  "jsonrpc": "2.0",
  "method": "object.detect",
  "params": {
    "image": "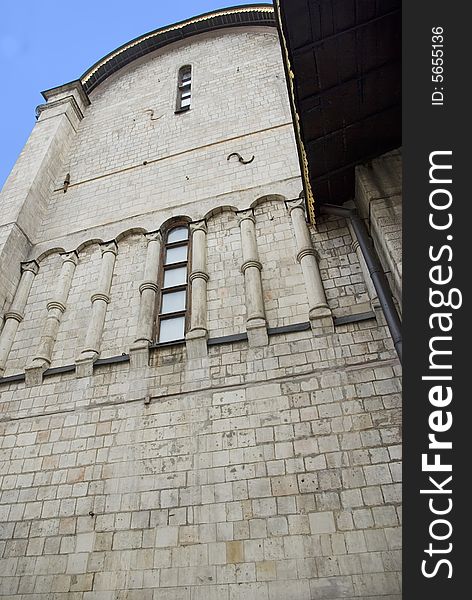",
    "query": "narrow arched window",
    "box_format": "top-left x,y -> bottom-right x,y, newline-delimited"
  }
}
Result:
176,65 -> 192,113
156,225 -> 190,343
